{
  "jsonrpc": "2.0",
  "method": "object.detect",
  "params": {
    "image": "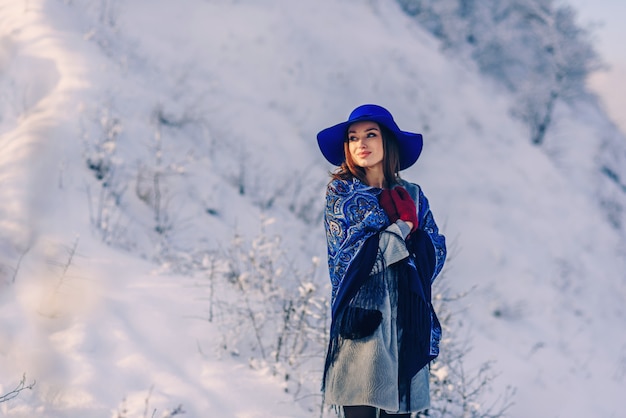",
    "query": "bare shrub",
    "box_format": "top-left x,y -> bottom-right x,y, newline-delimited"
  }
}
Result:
115,385 -> 185,418
428,283 -> 516,418
194,218 -> 329,411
